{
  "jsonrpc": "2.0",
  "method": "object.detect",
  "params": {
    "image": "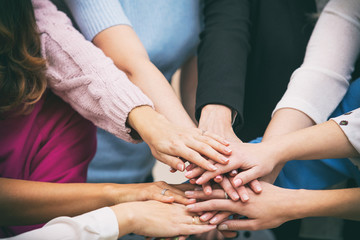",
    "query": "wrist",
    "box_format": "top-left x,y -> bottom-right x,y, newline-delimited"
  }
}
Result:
199,104 -> 234,137
110,203 -> 135,237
